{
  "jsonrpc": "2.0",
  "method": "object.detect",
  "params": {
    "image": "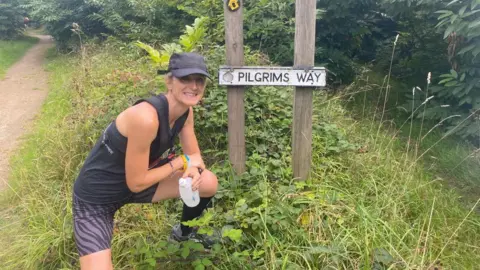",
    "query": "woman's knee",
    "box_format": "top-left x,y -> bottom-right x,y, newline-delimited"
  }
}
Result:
199,170 -> 218,197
